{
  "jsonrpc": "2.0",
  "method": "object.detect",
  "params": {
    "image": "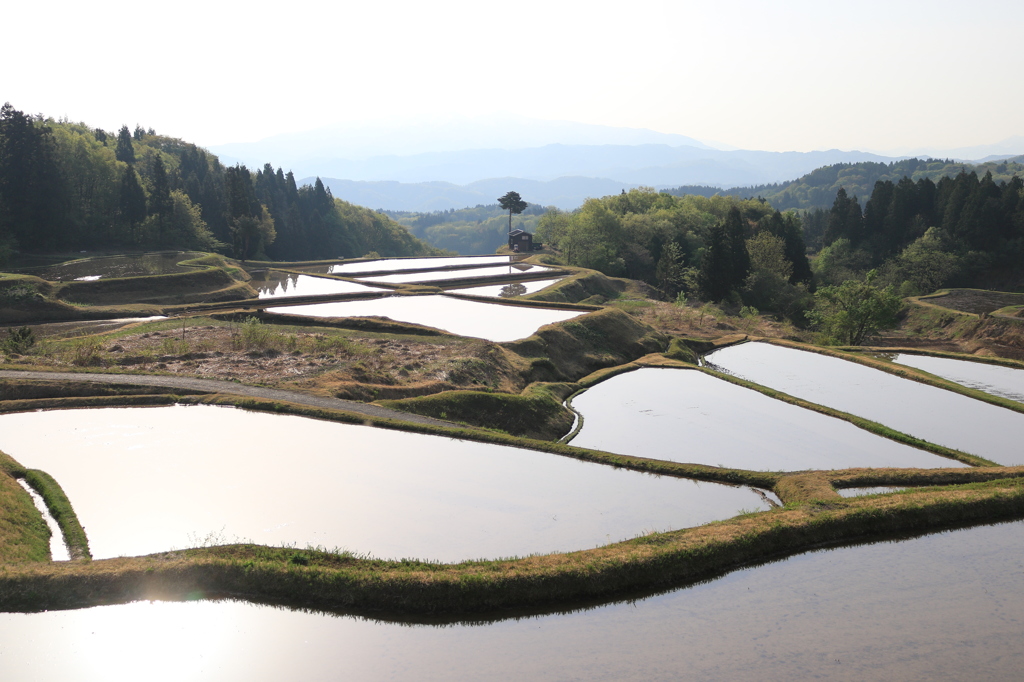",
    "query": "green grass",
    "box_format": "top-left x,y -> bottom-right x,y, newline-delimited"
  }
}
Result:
0,469 -> 51,563
22,470 -> 90,560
